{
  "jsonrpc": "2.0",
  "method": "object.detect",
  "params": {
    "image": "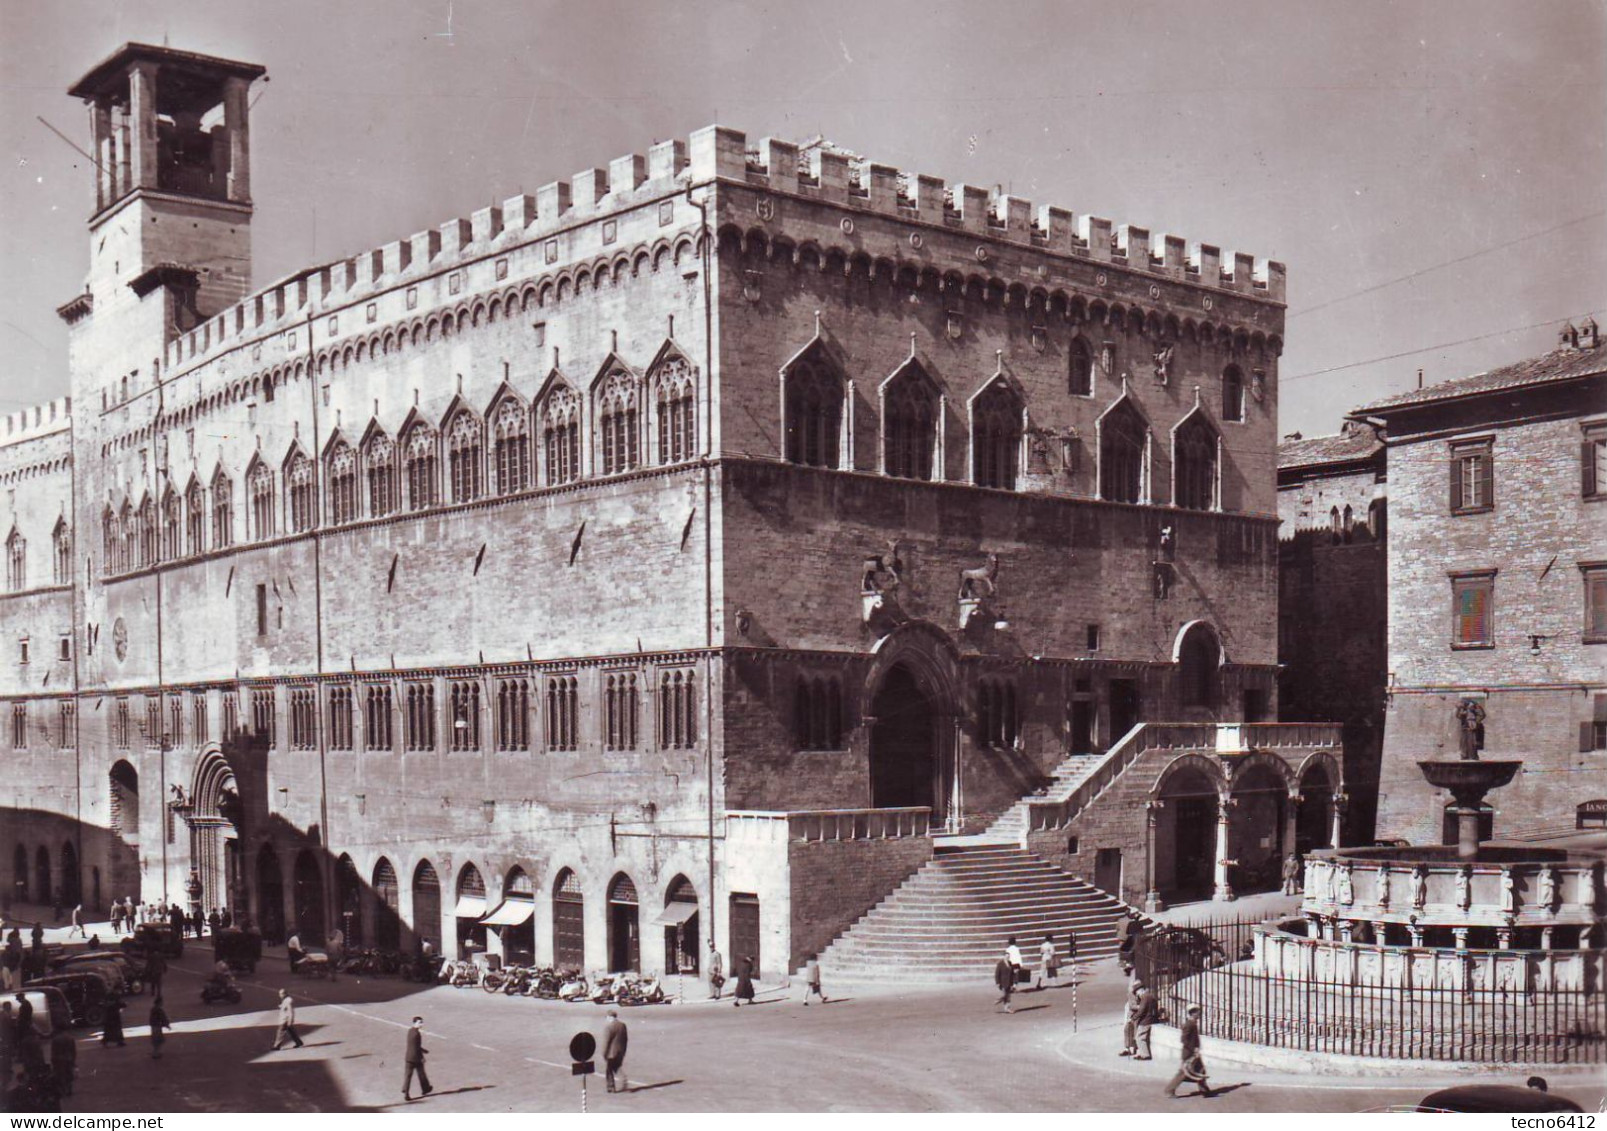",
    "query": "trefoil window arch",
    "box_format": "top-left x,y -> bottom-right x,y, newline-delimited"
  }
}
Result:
784,360 -> 843,468
327,440 -> 358,524
971,381 -> 1024,490
491,397 -> 531,495
184,481 -> 204,555
883,368 -> 938,481
286,451 -> 317,533
1099,401 -> 1148,504
446,411 -> 484,503
249,461 -> 276,539
541,385 -> 582,486
1173,415 -> 1219,511
652,358 -> 697,465
403,423 -> 438,511
365,432 -> 398,517
212,471 -> 234,548
597,368 -> 641,476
